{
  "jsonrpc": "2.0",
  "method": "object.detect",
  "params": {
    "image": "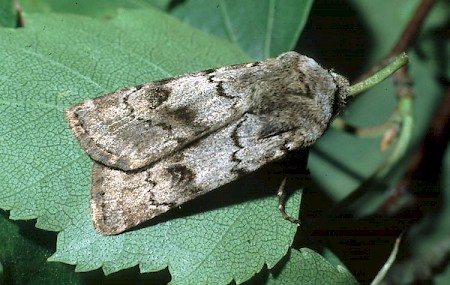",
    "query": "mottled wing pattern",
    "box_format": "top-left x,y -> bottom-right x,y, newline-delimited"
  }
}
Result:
66,64 -> 254,171
91,112 -> 305,235
66,51 -> 350,235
